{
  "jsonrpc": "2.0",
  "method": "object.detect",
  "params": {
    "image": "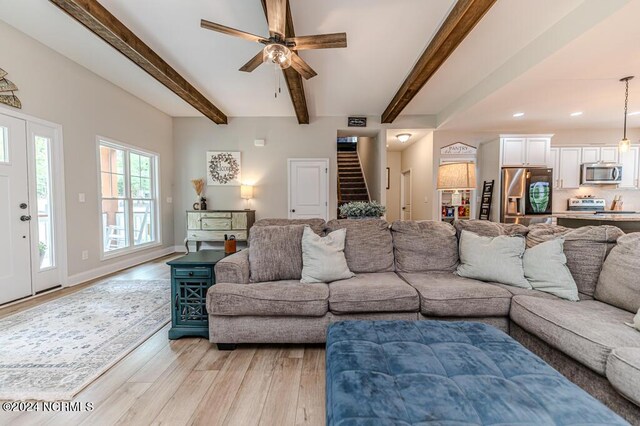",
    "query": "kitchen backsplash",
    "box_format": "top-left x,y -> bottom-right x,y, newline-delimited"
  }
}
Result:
553,186 -> 640,212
